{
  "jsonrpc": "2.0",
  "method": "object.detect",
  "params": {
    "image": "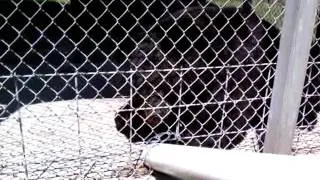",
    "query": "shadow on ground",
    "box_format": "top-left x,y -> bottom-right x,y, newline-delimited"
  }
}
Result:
152,171 -> 182,180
